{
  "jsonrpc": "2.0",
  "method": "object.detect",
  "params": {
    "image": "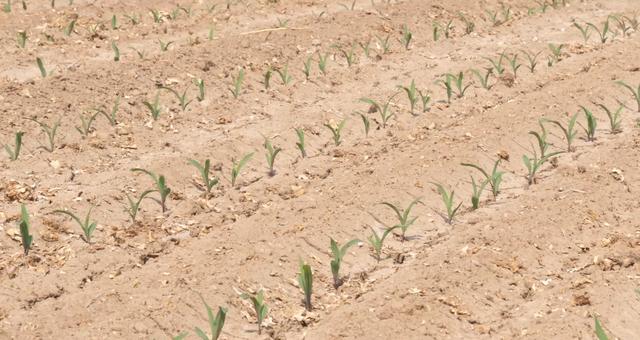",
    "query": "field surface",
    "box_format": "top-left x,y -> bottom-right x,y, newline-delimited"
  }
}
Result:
1,0 -> 640,339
